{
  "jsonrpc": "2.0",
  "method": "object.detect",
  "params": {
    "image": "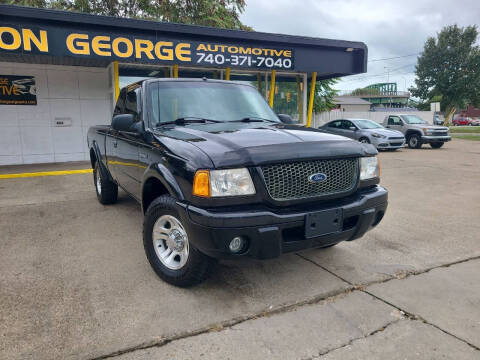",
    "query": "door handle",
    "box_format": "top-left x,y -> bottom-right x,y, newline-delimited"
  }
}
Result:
113,141 -> 118,148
